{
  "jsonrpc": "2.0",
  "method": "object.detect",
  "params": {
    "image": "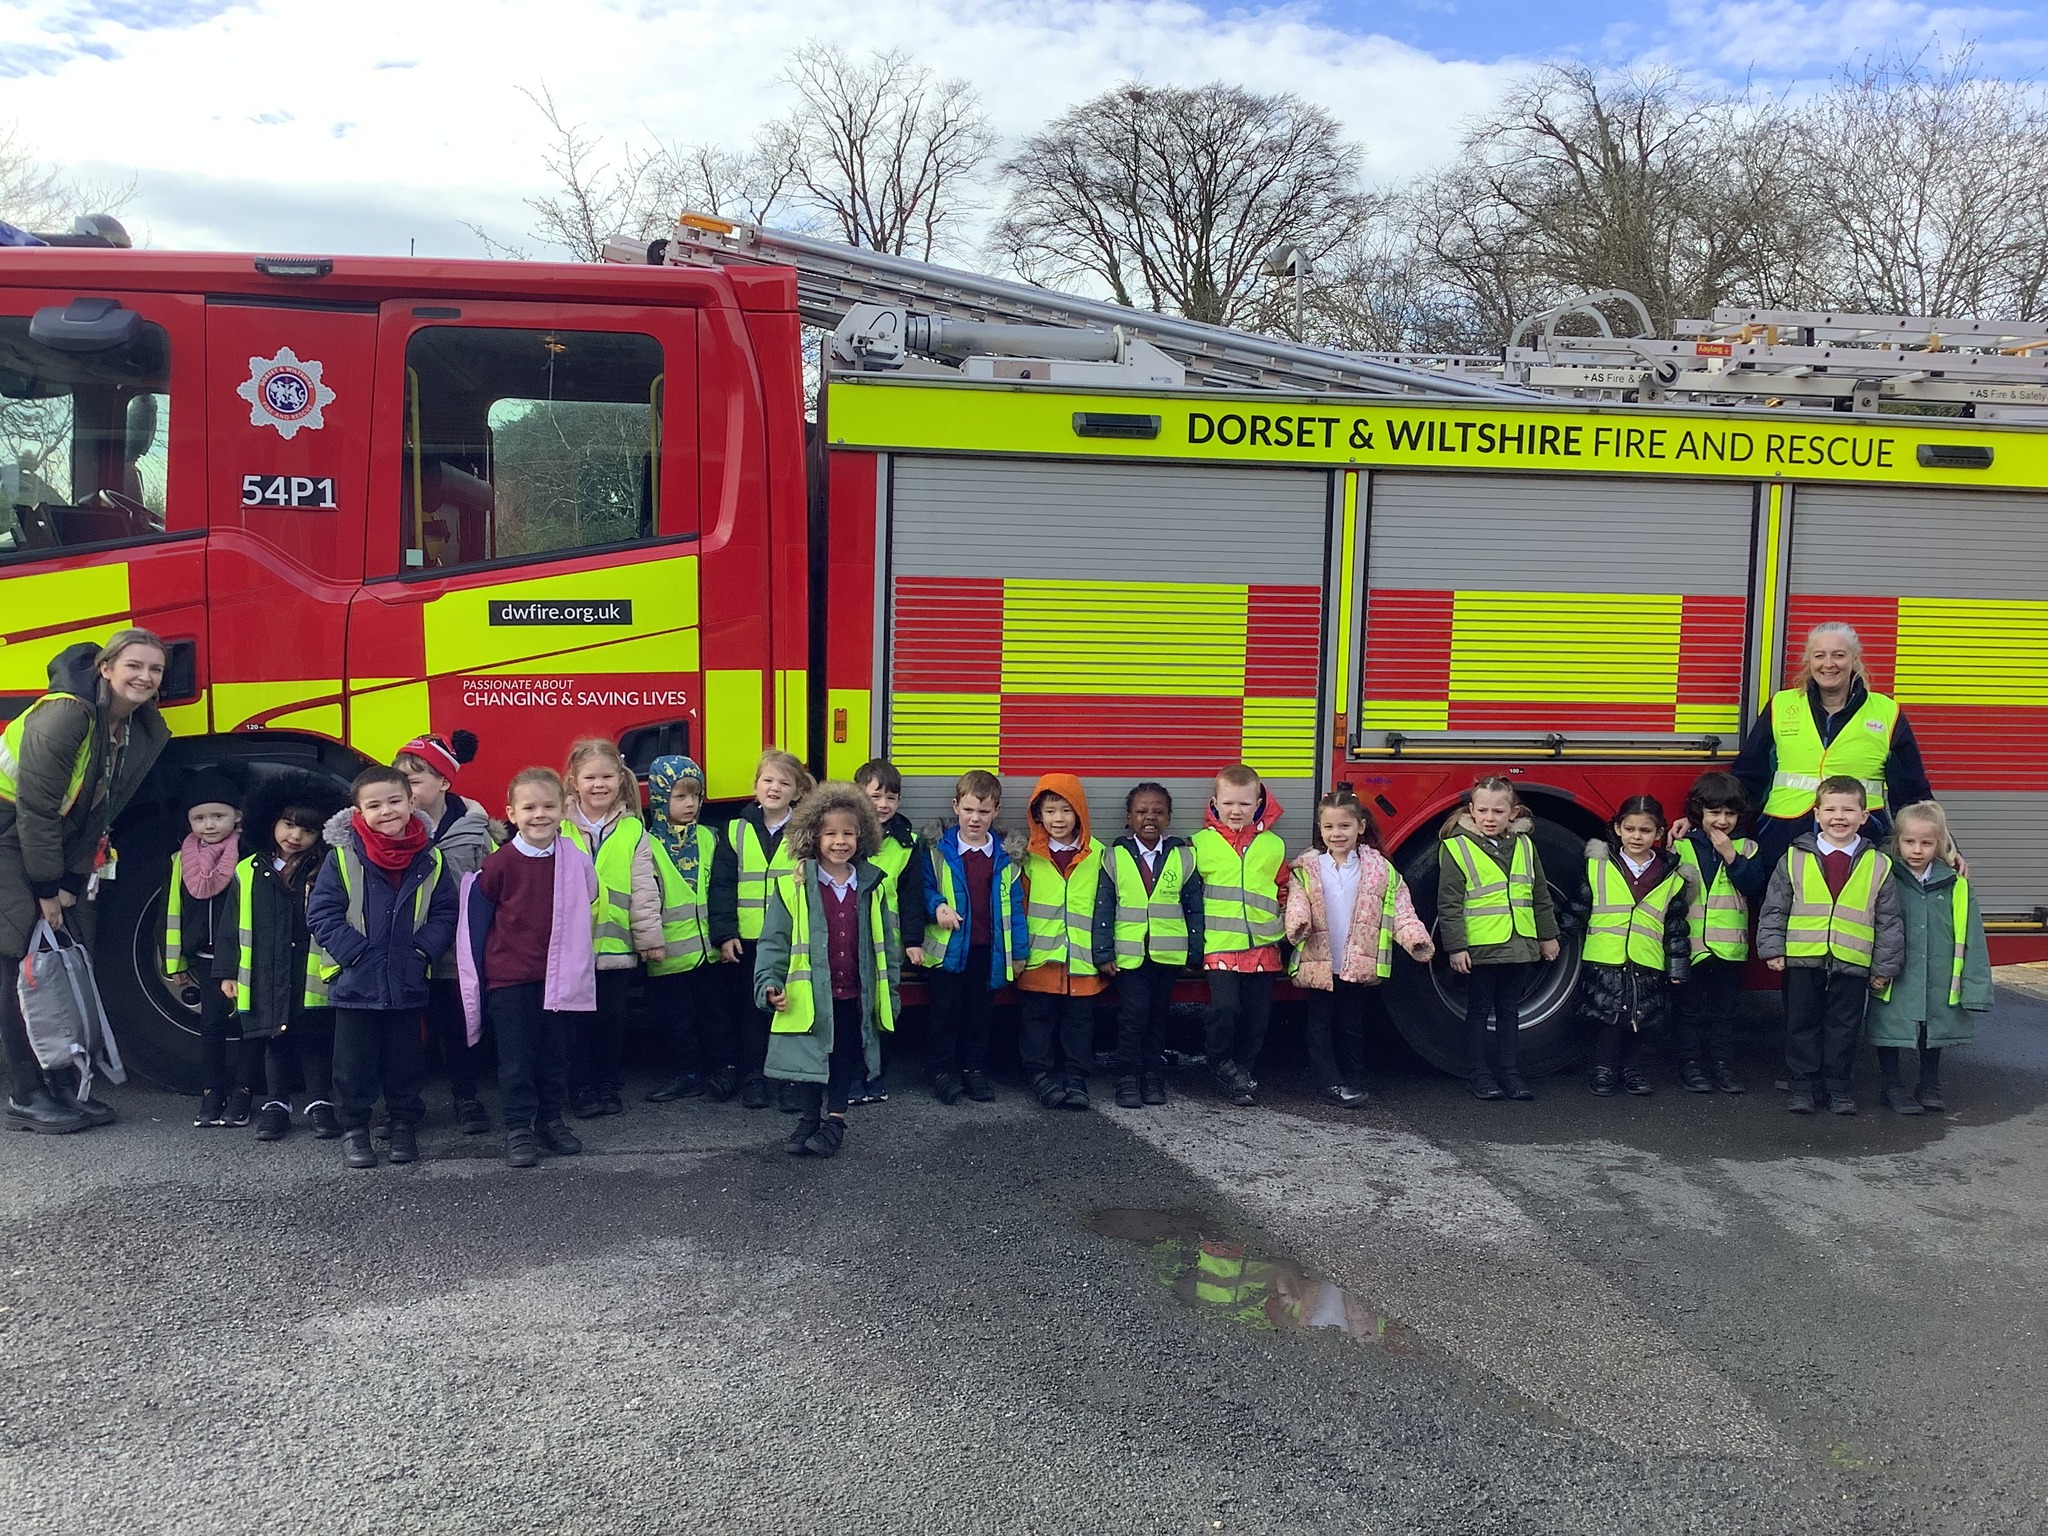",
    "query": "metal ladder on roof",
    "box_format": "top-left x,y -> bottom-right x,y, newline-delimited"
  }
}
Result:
601,215 -> 1534,401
